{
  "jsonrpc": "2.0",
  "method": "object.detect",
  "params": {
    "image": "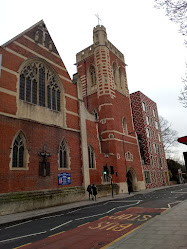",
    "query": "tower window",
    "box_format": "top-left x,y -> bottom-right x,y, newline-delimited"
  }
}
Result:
90,65 -> 96,86
122,117 -> 128,135
113,62 -> 117,85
